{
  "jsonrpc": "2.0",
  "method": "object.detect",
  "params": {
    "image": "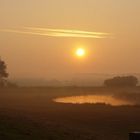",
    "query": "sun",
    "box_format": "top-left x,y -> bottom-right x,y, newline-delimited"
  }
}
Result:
76,48 -> 85,57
